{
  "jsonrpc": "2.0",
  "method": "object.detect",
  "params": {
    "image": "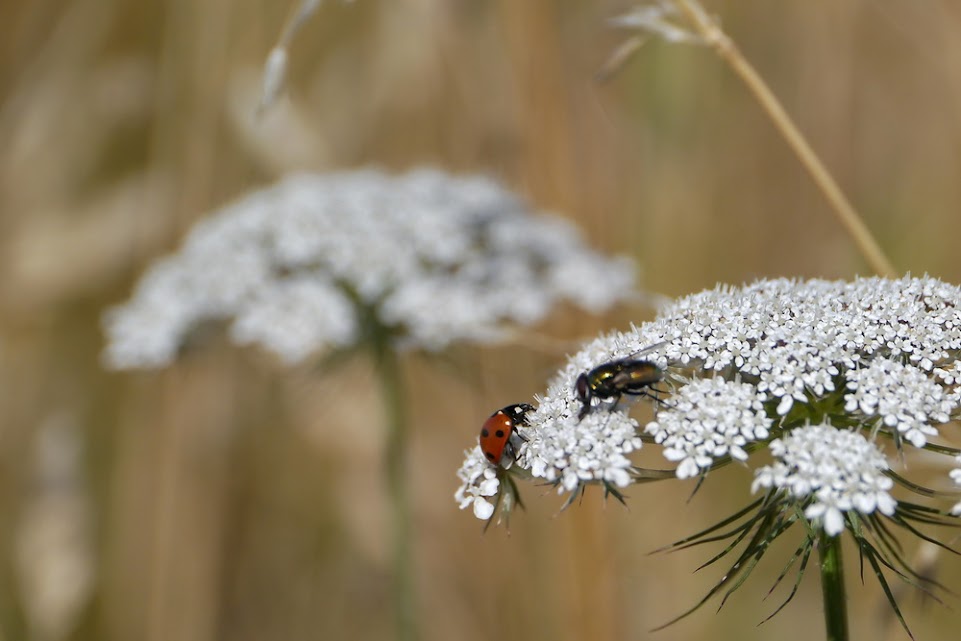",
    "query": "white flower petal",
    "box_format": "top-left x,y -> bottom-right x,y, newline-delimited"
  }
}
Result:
823,507 -> 845,536
776,395 -> 793,416
472,497 -> 495,521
